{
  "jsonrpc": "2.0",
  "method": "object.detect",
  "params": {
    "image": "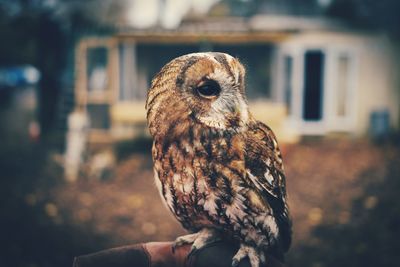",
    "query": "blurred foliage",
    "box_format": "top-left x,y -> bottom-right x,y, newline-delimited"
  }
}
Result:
0,0 -> 126,134
215,0 -> 400,37
215,0 -> 321,17
326,0 -> 400,37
